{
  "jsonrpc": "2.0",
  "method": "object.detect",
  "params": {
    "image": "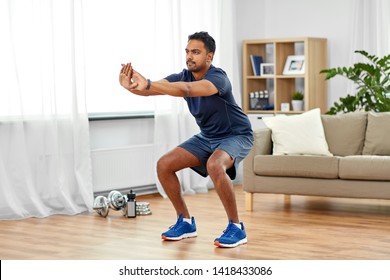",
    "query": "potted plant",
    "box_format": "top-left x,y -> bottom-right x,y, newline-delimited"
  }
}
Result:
291,91 -> 304,111
320,50 -> 390,115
